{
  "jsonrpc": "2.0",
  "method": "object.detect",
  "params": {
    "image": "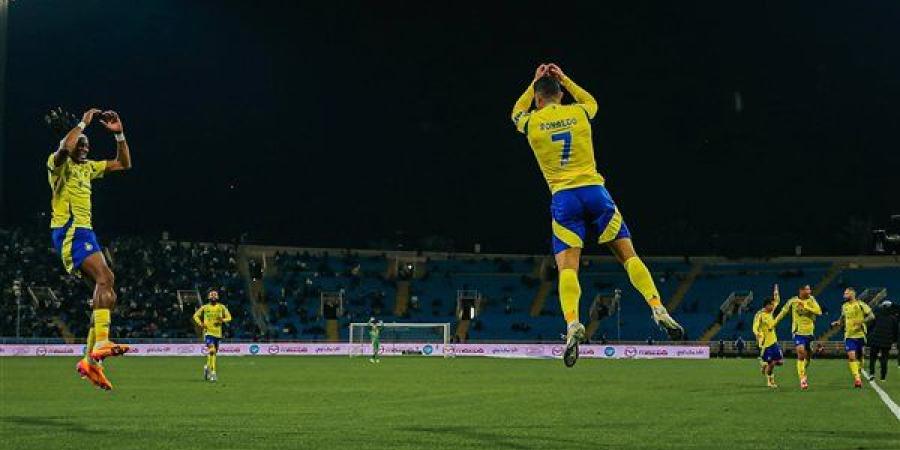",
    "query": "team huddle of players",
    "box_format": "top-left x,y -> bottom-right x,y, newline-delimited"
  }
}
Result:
753,284 -> 874,389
